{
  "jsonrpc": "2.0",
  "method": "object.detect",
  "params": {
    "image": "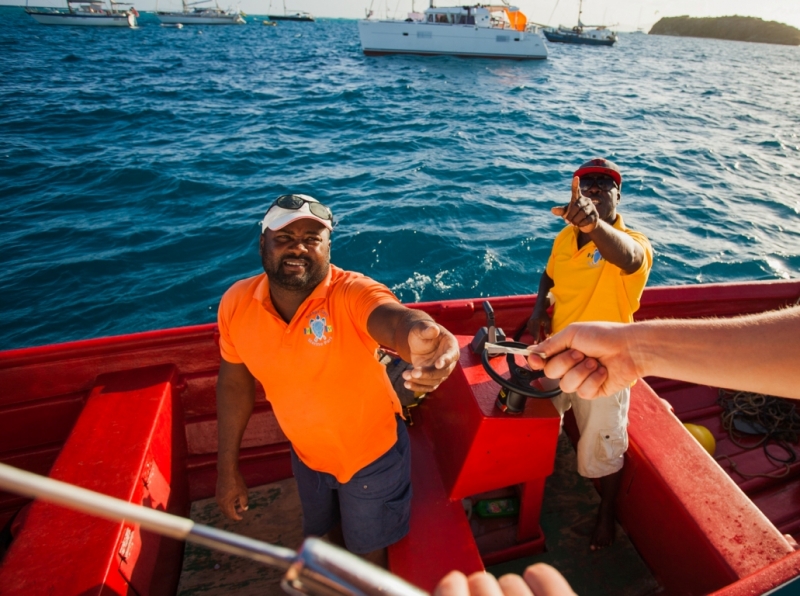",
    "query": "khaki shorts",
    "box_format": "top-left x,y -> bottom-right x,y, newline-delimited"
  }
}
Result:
551,387 -> 630,479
